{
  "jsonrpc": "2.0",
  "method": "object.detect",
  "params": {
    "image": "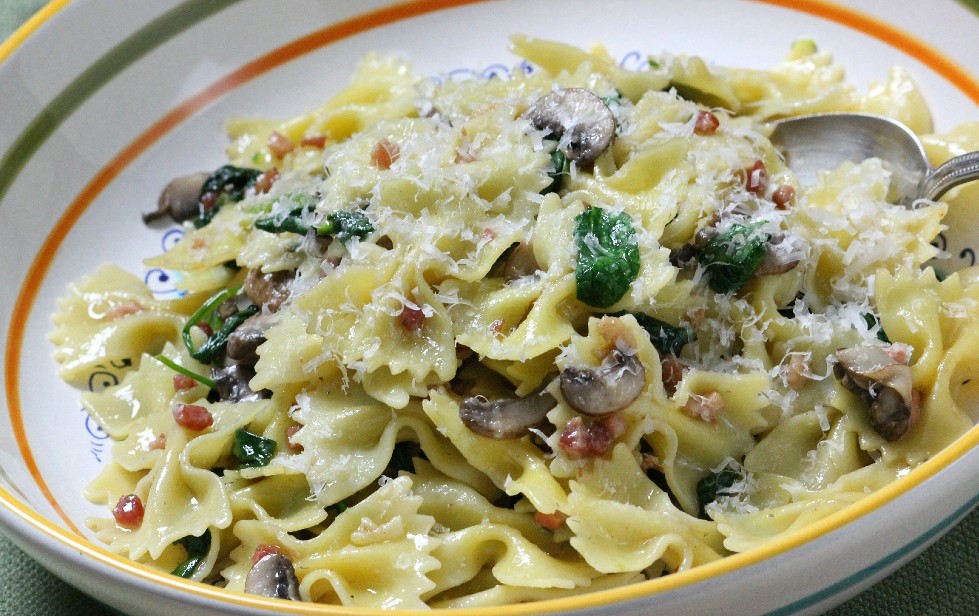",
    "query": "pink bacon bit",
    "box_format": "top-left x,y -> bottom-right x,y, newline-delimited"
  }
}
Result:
254,166 -> 280,194
771,183 -> 796,209
147,433 -> 167,451
370,137 -> 401,170
300,134 -> 328,149
558,413 -> 627,459
172,373 -> 198,391
745,159 -> 769,196
286,424 -> 303,451
113,494 -> 145,529
400,303 -> 426,332
105,300 -> 143,320
251,544 -> 283,565
681,391 -> 725,422
172,403 -> 213,431
534,510 -> 568,531
885,343 -> 912,365
693,110 -> 720,135
199,191 -> 218,216
267,131 -> 296,158
661,355 -> 689,398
